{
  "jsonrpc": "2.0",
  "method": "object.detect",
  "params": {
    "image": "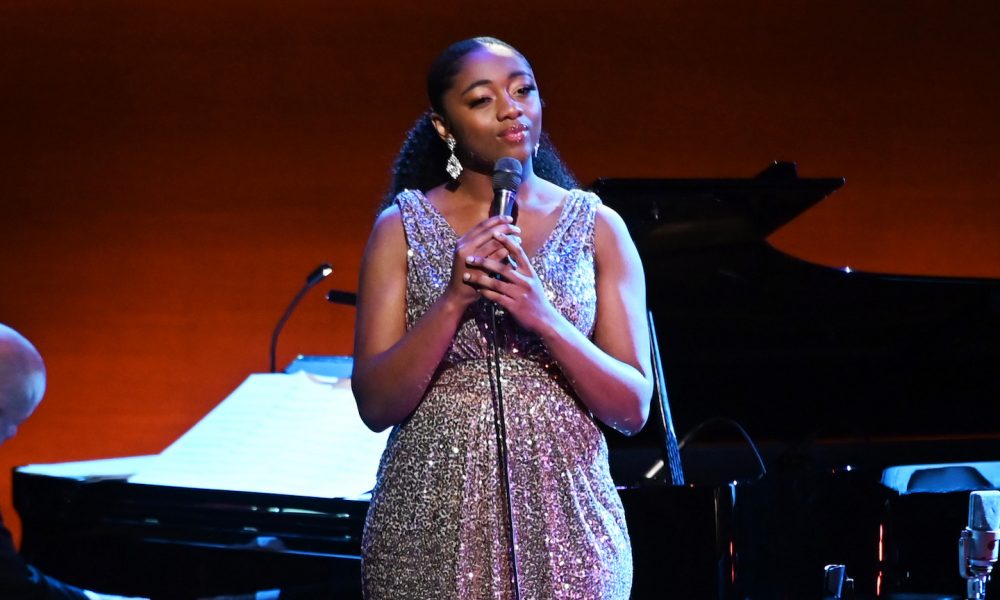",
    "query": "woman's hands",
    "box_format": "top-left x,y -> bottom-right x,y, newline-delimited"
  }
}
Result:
463,229 -> 561,336
463,205 -> 654,436
446,215 -> 522,307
